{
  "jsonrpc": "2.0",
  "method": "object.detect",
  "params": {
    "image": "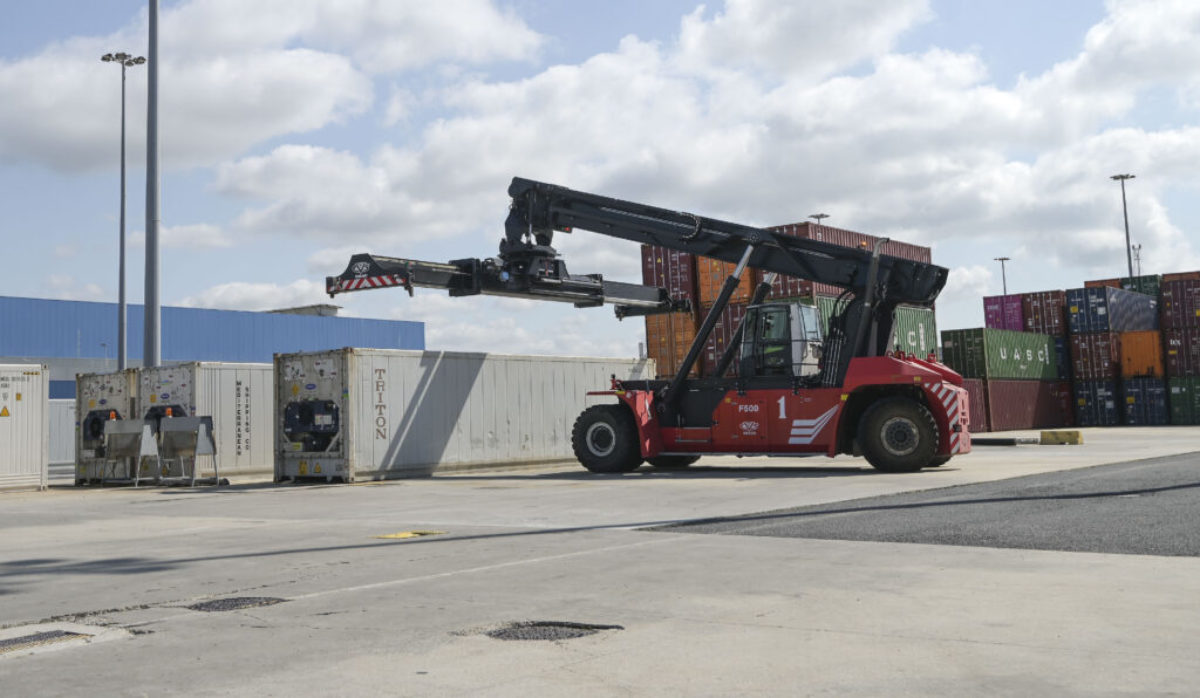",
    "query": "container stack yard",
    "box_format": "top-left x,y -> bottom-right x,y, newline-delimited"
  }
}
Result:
642,222 -> 938,378
943,269 -> 1200,431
